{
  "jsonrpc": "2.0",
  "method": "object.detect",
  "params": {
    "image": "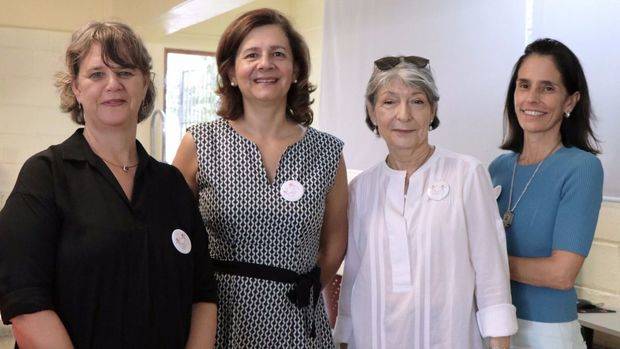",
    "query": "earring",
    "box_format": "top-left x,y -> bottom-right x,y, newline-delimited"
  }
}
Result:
77,103 -> 84,123
293,79 -> 298,84
230,81 -> 236,87
564,110 -> 571,118
429,124 -> 433,131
